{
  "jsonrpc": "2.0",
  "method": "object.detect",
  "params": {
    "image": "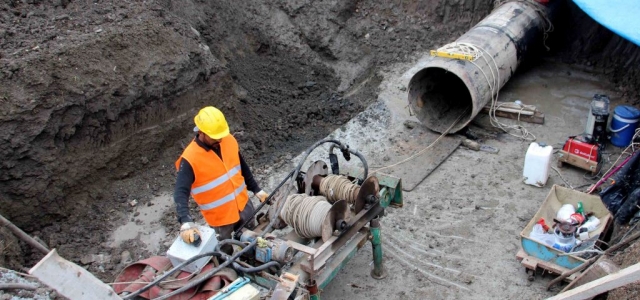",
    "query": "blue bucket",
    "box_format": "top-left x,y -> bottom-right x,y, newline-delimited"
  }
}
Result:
610,105 -> 640,147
